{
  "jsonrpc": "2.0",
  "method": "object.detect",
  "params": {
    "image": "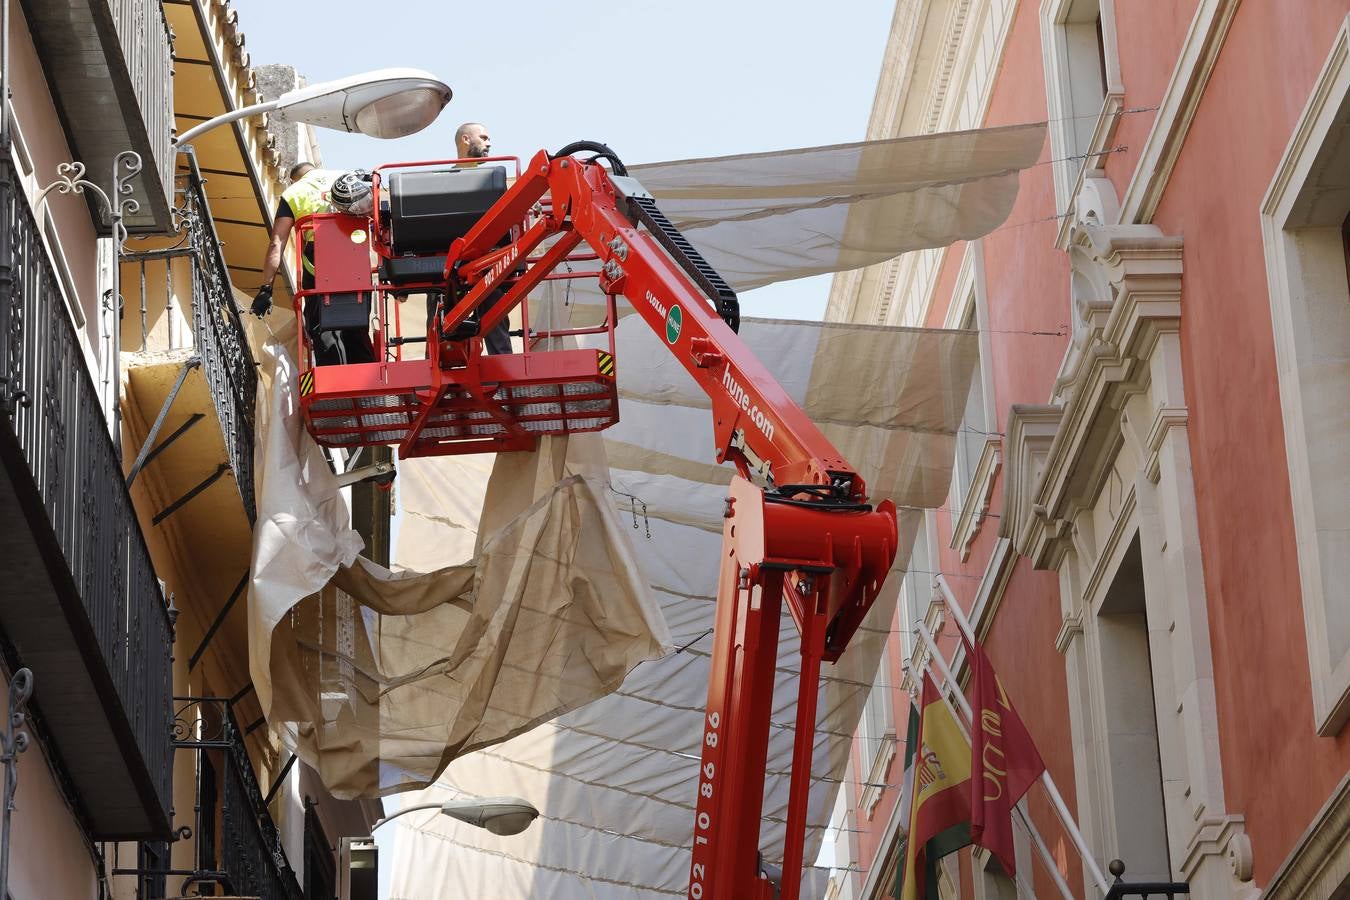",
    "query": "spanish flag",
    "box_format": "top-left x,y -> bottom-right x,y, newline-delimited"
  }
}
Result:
898,673 -> 972,900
